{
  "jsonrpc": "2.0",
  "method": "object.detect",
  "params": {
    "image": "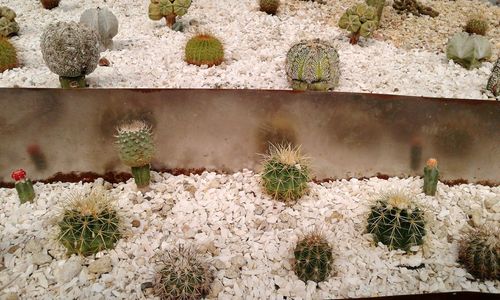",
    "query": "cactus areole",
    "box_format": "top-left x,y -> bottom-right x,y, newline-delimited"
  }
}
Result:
148,0 -> 192,28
